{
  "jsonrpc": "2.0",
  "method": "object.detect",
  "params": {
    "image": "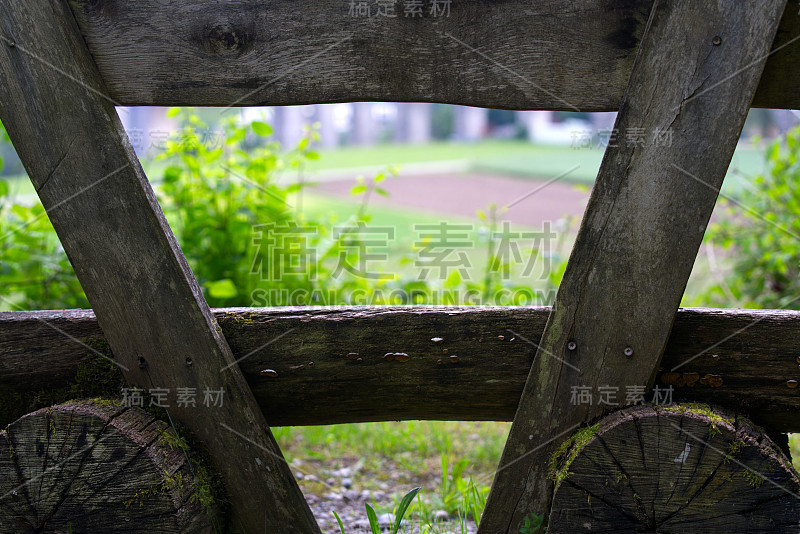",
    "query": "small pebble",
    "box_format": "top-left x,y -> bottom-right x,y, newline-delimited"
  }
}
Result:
378,513 -> 395,527
433,509 -> 450,522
